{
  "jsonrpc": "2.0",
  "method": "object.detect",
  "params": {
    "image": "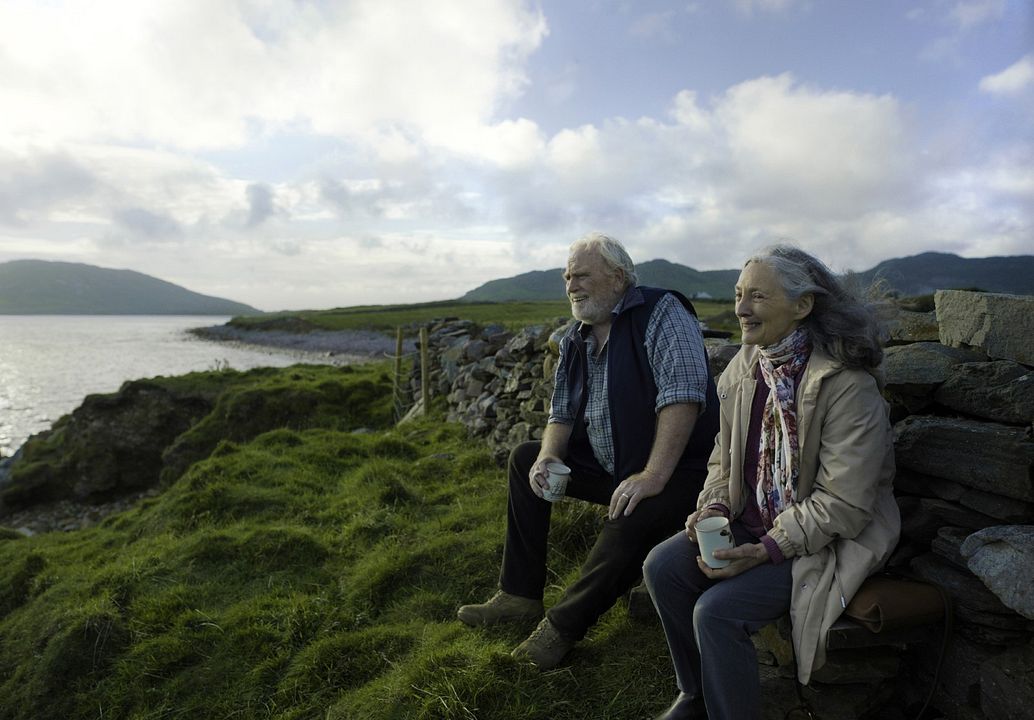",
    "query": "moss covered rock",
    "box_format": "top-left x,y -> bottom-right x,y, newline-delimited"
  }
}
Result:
0,364 -> 393,514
